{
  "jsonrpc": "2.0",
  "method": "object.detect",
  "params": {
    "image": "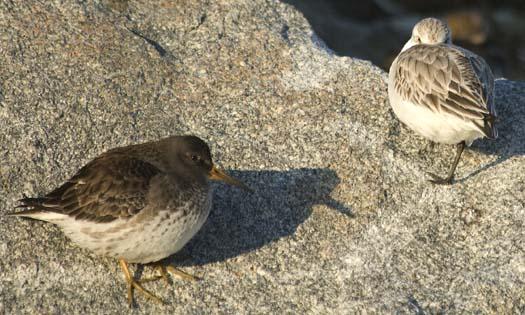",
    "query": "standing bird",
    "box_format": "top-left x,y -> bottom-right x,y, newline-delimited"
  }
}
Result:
9,135 -> 251,306
388,17 -> 497,184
